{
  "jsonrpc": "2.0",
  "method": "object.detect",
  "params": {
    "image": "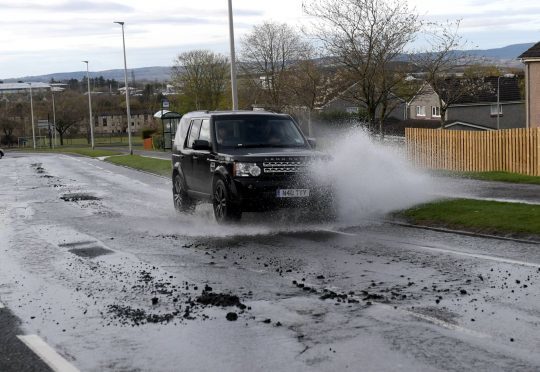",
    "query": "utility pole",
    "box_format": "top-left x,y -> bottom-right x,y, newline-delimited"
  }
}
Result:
29,83 -> 36,149
228,0 -> 238,110
82,61 -> 95,149
114,21 -> 133,155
